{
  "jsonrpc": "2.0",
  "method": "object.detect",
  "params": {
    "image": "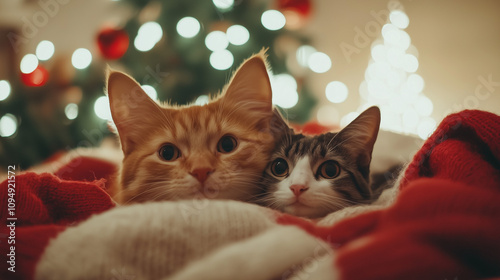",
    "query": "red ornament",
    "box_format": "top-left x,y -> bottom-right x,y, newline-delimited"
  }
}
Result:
21,65 -> 49,87
277,0 -> 312,18
96,27 -> 129,60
